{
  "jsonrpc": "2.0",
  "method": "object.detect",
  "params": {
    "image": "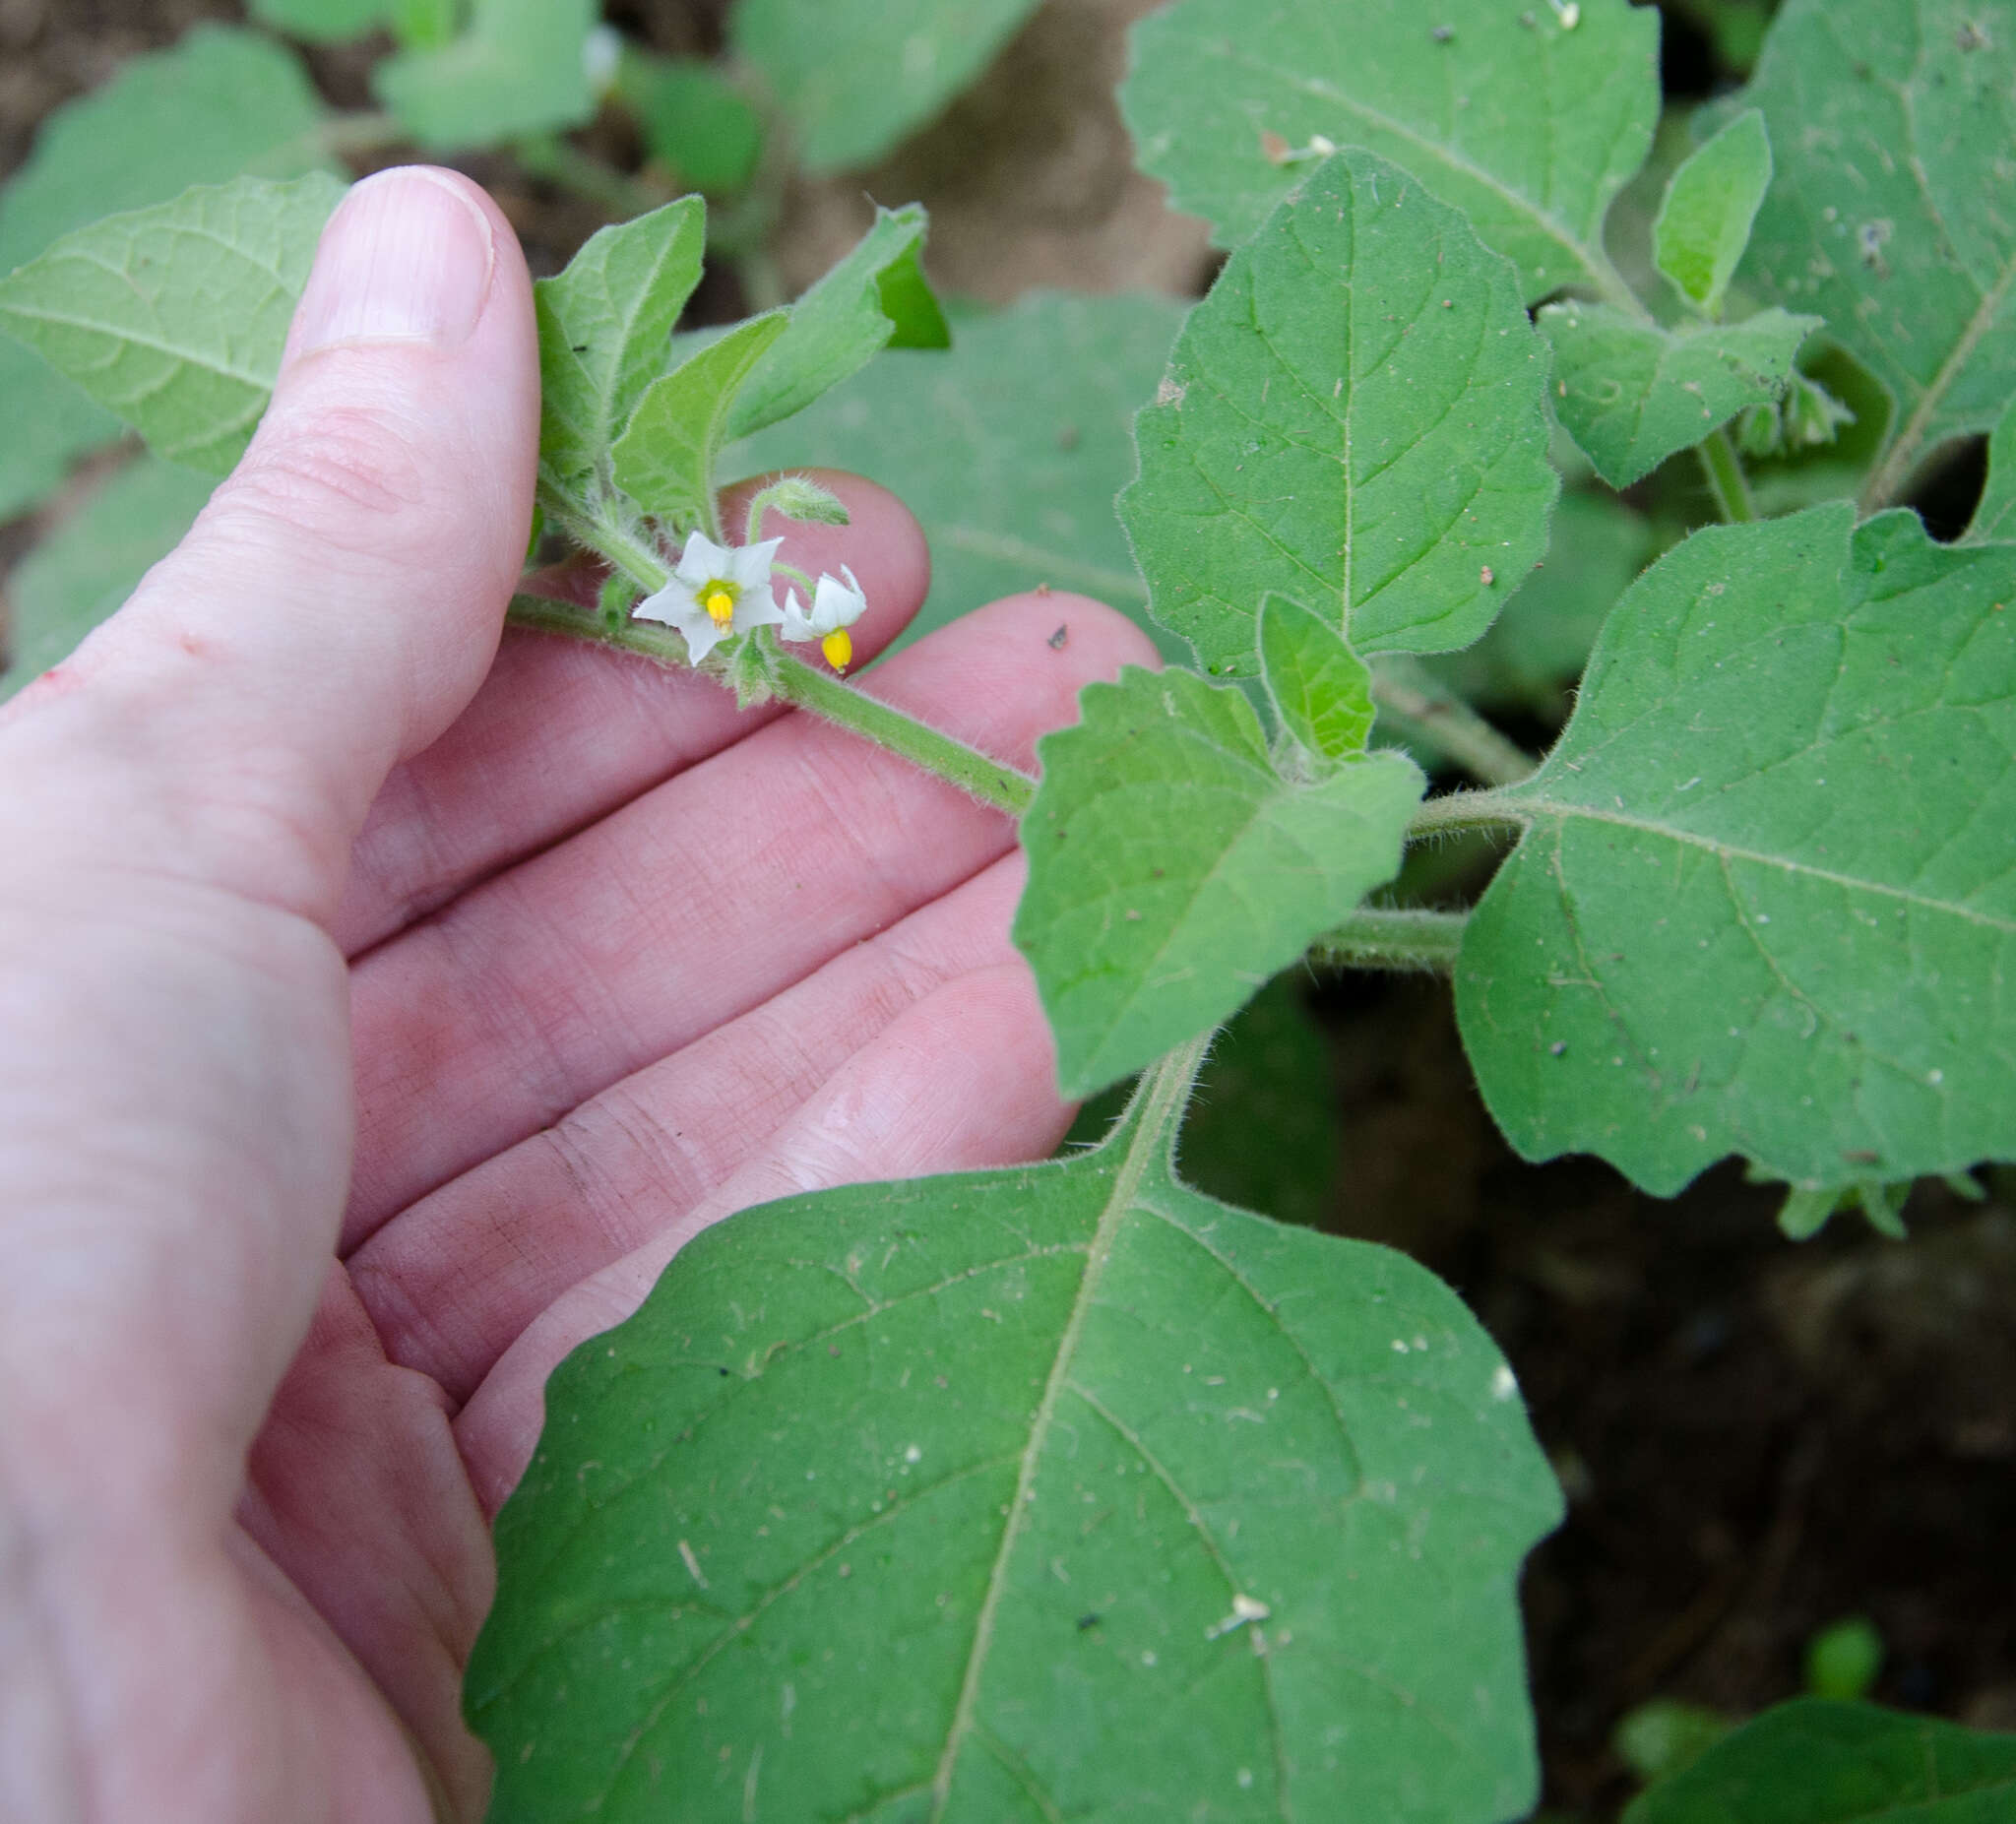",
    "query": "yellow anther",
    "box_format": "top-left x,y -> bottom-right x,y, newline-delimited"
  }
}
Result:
703,587 -> 737,627
821,628 -> 853,673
